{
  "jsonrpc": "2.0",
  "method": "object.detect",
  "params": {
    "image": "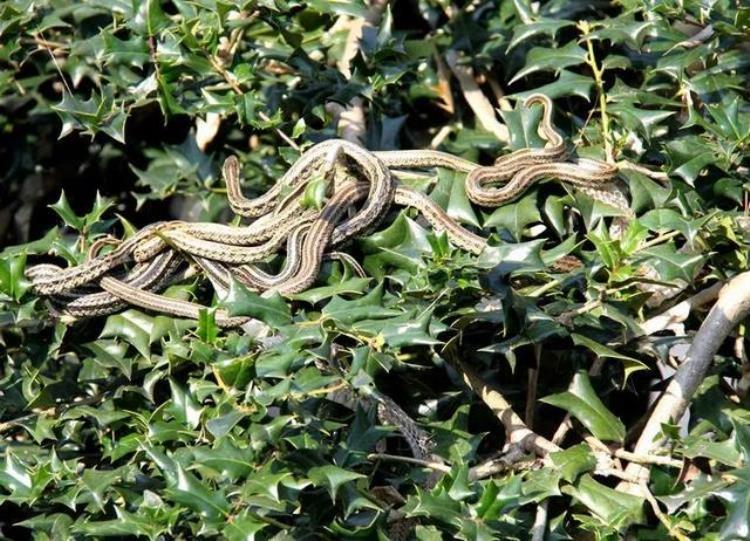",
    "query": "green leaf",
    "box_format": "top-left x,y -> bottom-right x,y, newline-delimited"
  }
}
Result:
639,243 -> 706,282
223,511 -> 267,541
197,308 -> 218,343
307,465 -> 365,501
0,452 -> 32,496
562,475 -> 643,528
483,190 -> 541,240
168,378 -> 202,429
304,0 -> 369,18
142,446 -> 229,521
507,19 -> 575,50
511,70 -> 595,101
84,340 -> 134,380
221,279 -> 291,329
659,474 -> 731,514
402,487 -> 463,526
205,409 -> 246,439
372,308 -> 441,348
132,0 -> 170,35
509,41 -> 587,85
100,310 -> 155,358
589,20 -> 654,48
322,282 -> 401,325
299,173 -> 328,210
608,103 -> 674,141
571,334 -> 647,382
290,277 -> 371,304
476,239 -> 545,273
0,253 -> 31,301
541,371 -> 626,442
1,227 -> 60,258
444,170 -> 480,228
665,136 -> 717,184
708,466 -> 750,540
550,444 -> 597,483
49,191 -> 84,230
